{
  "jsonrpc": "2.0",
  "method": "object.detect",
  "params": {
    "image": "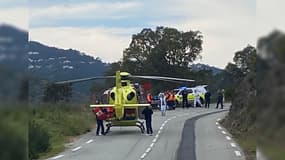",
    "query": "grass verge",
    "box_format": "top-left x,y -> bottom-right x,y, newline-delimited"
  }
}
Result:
221,119 -> 256,160
30,103 -> 95,159
259,140 -> 285,160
